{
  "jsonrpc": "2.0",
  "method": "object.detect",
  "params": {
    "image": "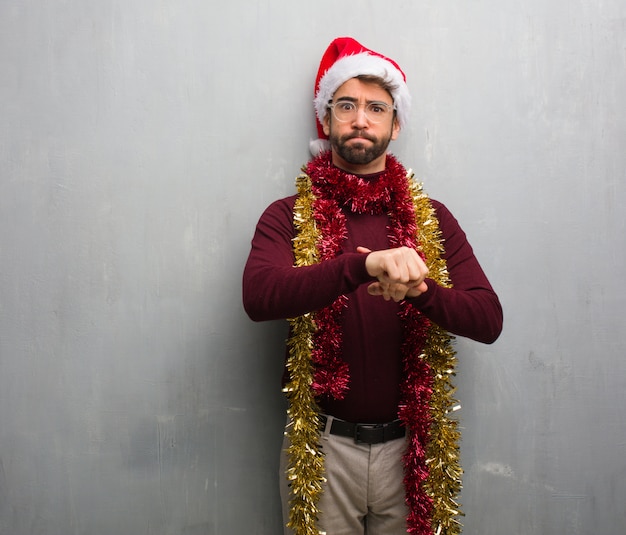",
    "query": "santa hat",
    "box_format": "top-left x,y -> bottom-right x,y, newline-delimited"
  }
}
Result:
310,36 -> 411,156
